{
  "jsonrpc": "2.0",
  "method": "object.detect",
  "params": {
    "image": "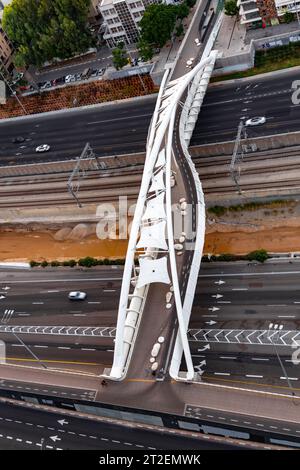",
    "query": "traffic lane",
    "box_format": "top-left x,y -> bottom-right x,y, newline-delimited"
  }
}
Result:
1,340 -> 112,375
193,289 -> 300,306
0,401 -> 232,450
190,305 -> 300,325
0,118 -> 151,164
192,93 -> 293,142
192,349 -> 300,384
185,404 -> 300,439
0,282 -> 120,316
0,267 -> 123,283
205,72 -> 294,104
